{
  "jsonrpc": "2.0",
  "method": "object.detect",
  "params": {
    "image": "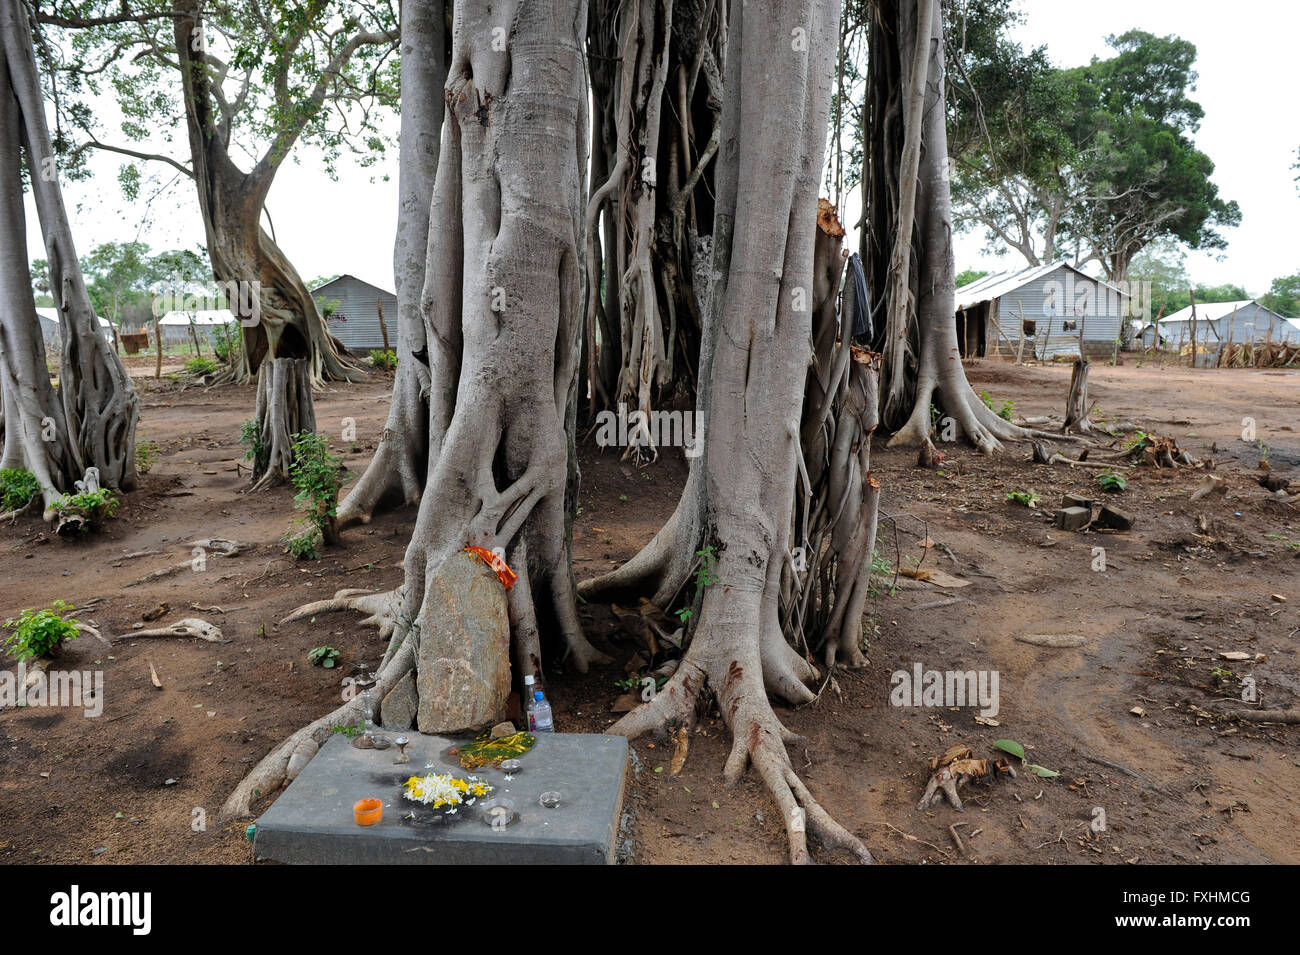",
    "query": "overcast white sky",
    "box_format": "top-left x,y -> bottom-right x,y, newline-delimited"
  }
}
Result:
26,1 -> 1300,298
